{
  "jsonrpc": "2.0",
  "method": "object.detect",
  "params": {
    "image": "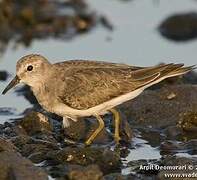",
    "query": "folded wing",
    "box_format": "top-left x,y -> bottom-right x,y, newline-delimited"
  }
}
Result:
58,63 -> 194,110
